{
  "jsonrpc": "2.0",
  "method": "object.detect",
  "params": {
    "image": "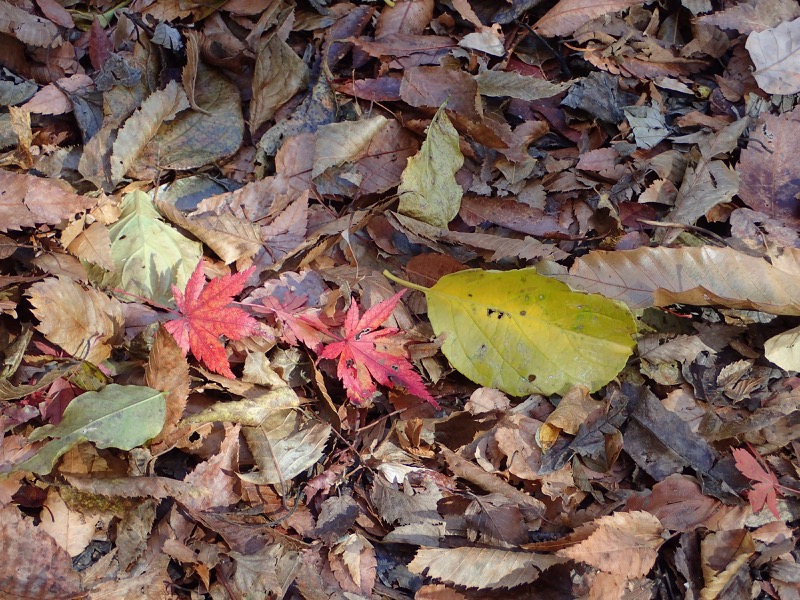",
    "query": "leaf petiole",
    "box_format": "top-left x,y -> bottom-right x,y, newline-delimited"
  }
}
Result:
382,270 -> 431,294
